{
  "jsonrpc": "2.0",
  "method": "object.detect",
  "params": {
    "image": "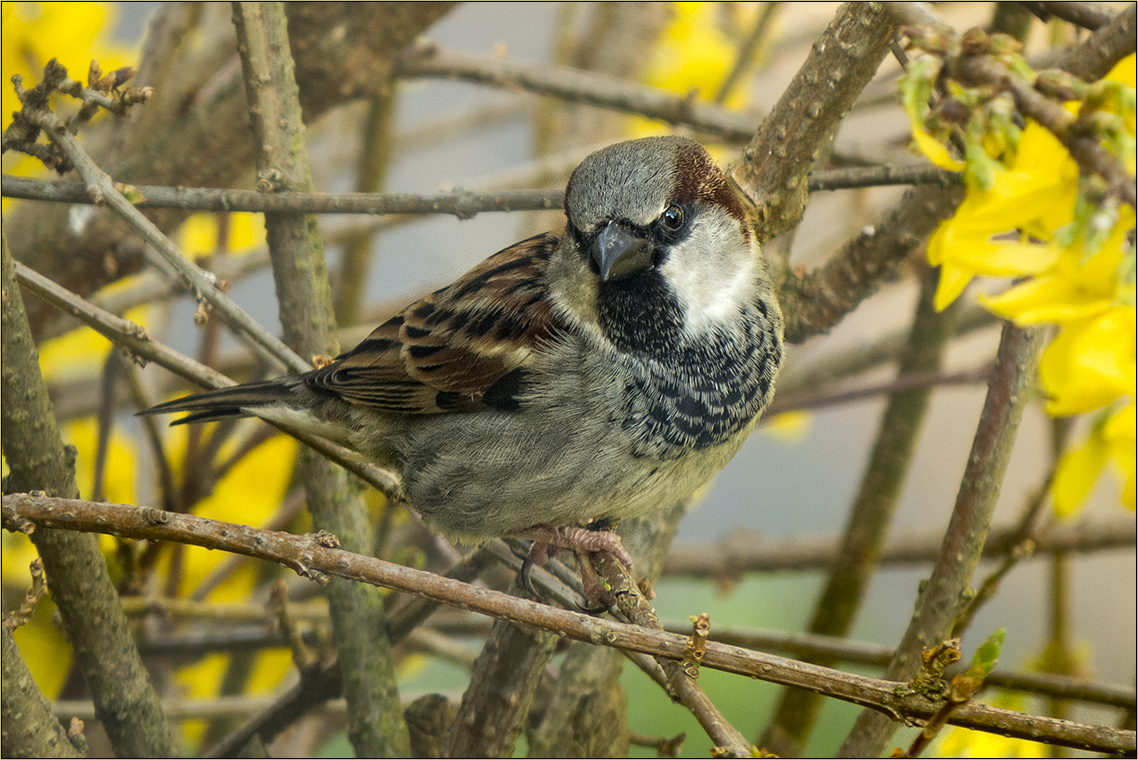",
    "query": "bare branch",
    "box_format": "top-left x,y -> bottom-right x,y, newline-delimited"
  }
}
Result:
2,629 -> 84,758
1019,1 -> 1115,31
730,2 -> 901,242
4,494 -> 1134,756
841,323 -> 1046,755
2,165 -> 959,210
232,6 -> 410,753
14,259 -> 402,497
663,514 -> 1136,576
1,174 -> 563,216
395,41 -> 759,142
2,234 -> 176,757
1060,3 -> 1137,81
